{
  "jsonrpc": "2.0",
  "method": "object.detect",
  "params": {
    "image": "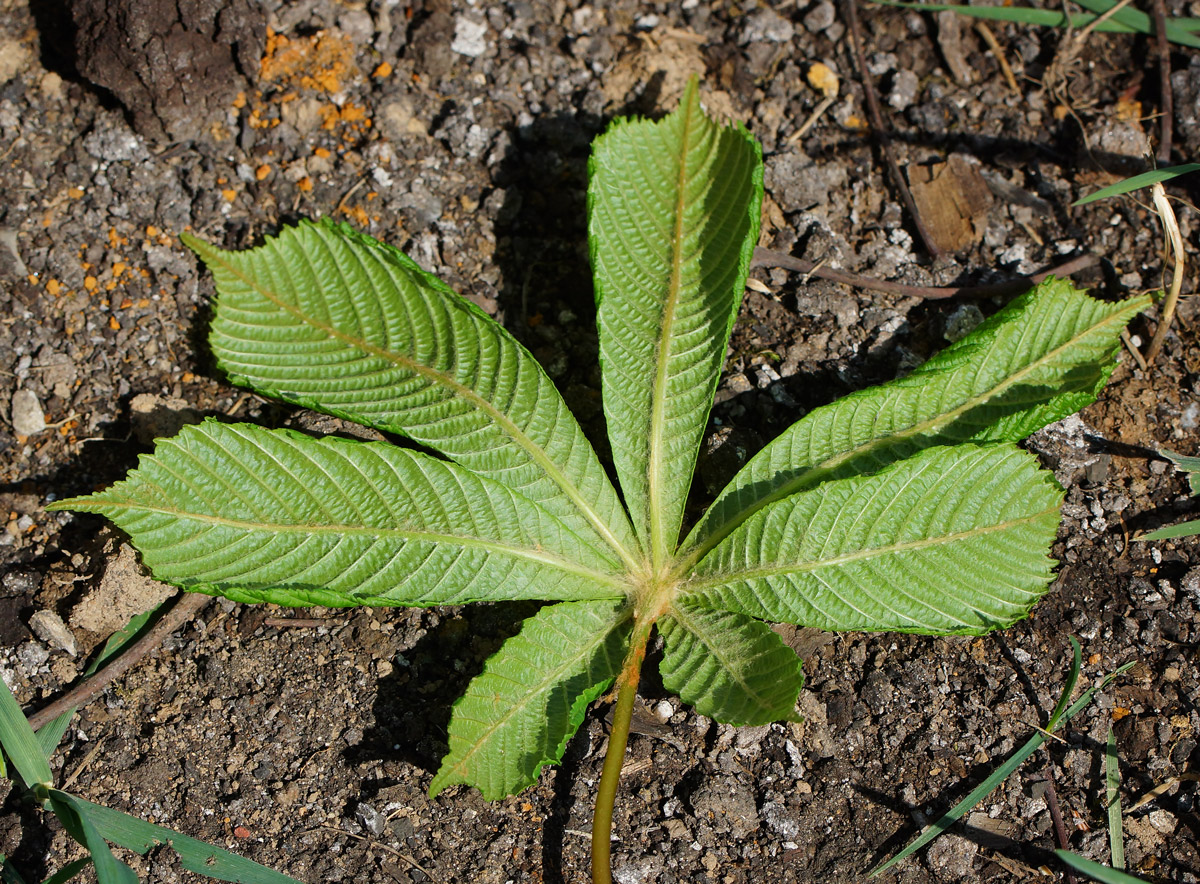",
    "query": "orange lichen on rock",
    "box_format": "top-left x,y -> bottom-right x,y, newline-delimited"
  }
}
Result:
373,62 -> 392,78
260,29 -> 357,94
